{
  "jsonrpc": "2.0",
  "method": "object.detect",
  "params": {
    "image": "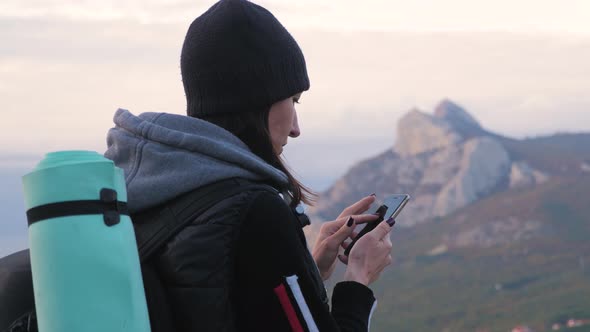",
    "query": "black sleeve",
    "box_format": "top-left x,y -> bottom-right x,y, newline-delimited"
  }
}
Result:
234,191 -> 377,332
